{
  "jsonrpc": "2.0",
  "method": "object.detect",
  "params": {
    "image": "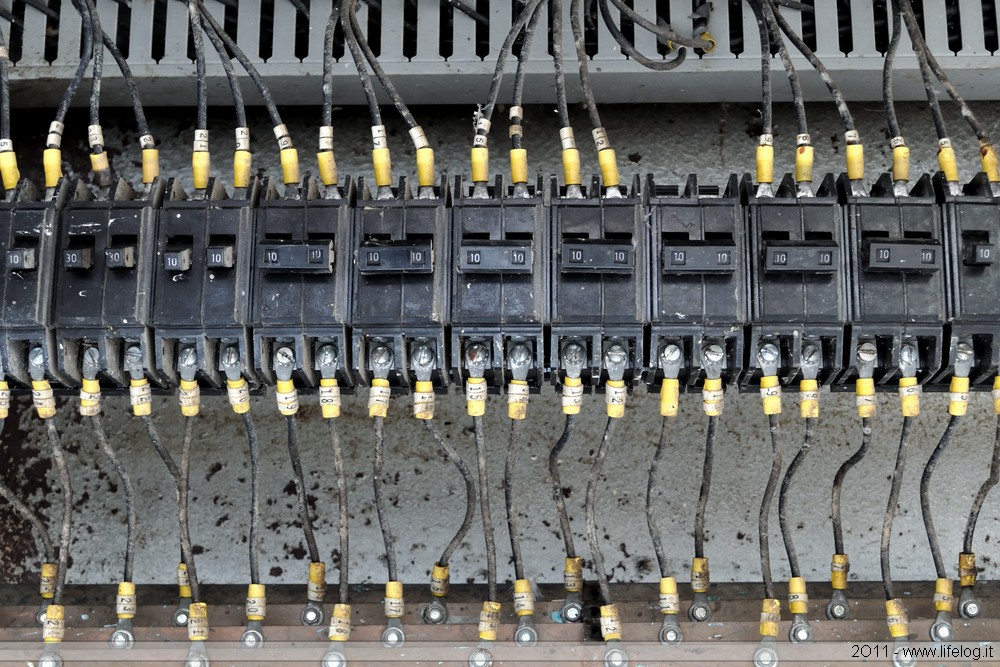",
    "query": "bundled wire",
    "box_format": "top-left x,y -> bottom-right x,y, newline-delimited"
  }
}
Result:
832,417 -> 873,556
372,417 -> 398,583
188,0 -> 207,137
569,0 -> 603,132
0,25 -> 11,143
423,420 -> 476,578
778,417 -> 814,579
53,0 -> 93,131
505,419 -> 527,581
883,0 -> 904,140
754,0 -> 808,137
601,0 -> 711,50
340,0 -> 382,127
509,1 -> 544,151
321,1 -> 344,128
695,416 -> 718,561
46,422 -> 72,606
881,417 -> 914,600
0,420 -> 55,565
329,419 -> 350,605
92,416 -> 136,583
548,415 -> 578,558
286,415 -> 320,568
585,418 -> 618,607
758,415 -> 783,601
143,416 -> 201,603
646,417 -> 671,578
473,416 -> 498,602
595,0 -> 687,71
199,7 -> 247,129
83,0 -> 103,137
964,417 -> 1000,554
551,0 -> 571,130
921,416 -> 960,579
